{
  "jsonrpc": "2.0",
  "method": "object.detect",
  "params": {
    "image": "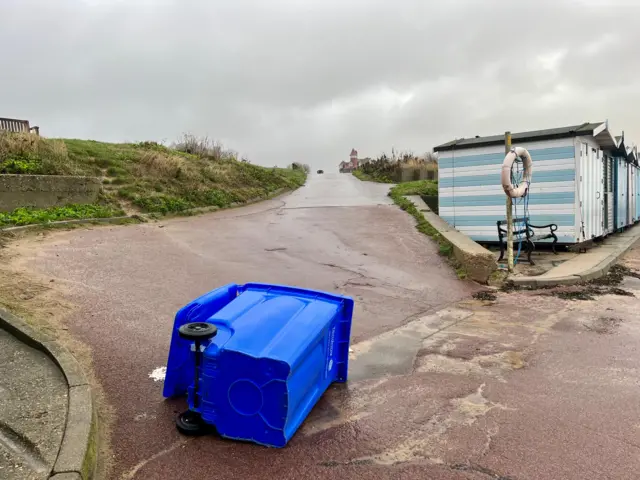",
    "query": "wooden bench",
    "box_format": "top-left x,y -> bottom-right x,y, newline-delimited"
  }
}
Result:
0,117 -> 39,135
497,217 -> 558,265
